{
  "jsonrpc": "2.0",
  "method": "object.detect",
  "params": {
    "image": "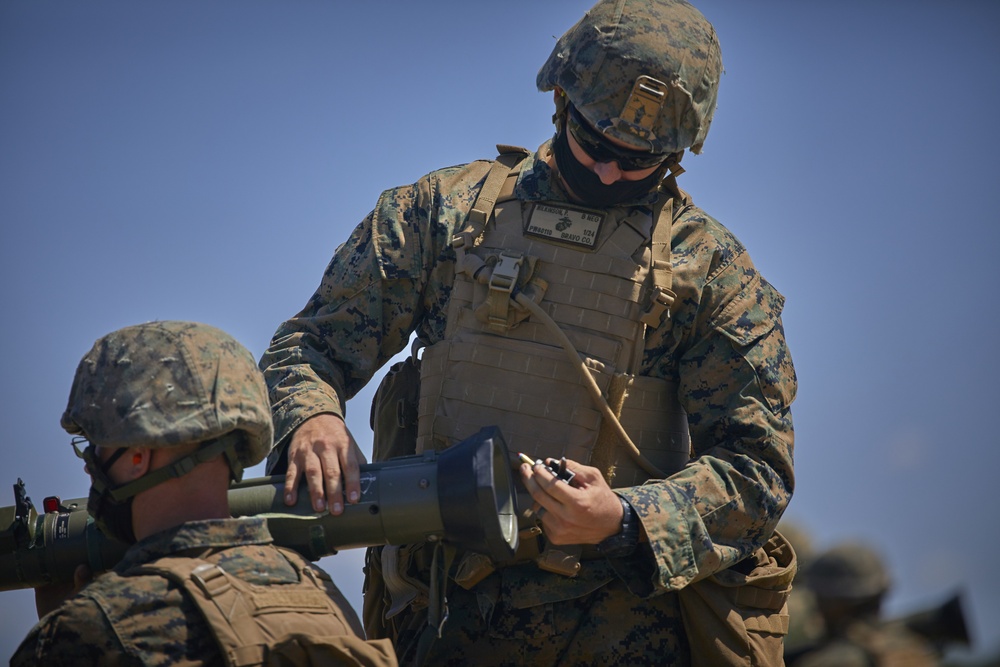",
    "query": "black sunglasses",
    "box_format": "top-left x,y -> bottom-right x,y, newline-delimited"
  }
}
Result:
566,106 -> 667,171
